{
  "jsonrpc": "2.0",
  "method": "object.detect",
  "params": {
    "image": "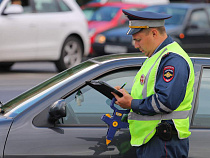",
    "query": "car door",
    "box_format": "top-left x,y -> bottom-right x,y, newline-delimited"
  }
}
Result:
56,68 -> 138,157
0,0 -> 38,61
183,9 -> 210,53
31,0 -> 73,60
189,60 -> 210,158
3,63 -> 141,157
